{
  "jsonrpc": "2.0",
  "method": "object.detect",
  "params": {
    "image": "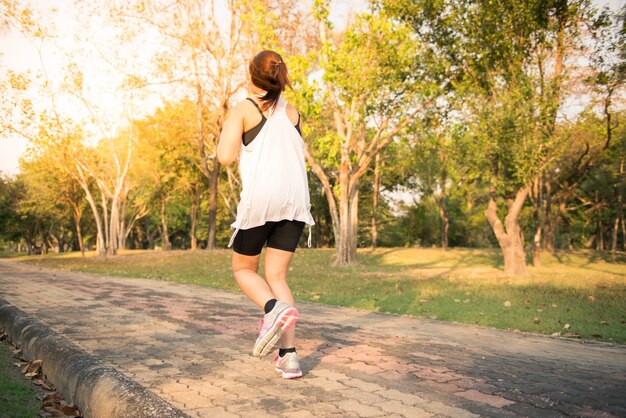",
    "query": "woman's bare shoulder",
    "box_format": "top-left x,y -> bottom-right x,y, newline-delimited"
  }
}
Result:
284,101 -> 300,124
234,98 -> 255,112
